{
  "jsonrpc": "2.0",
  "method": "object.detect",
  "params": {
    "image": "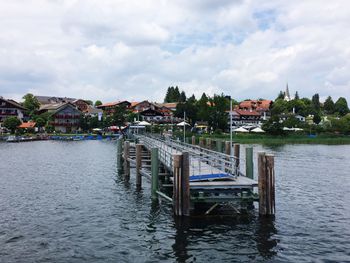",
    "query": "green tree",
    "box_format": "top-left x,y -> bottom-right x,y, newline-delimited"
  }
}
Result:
112,105 -> 128,131
294,91 -> 300,100
334,97 -> 349,116
23,93 -> 40,117
208,94 -> 229,131
196,93 -> 210,121
262,116 -> 285,135
179,91 -> 187,102
4,116 -> 21,133
311,93 -> 320,112
95,100 -> 102,107
35,117 -> 46,129
276,91 -> 284,100
86,100 -> 93,105
323,96 -> 335,114
313,113 -> 321,124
